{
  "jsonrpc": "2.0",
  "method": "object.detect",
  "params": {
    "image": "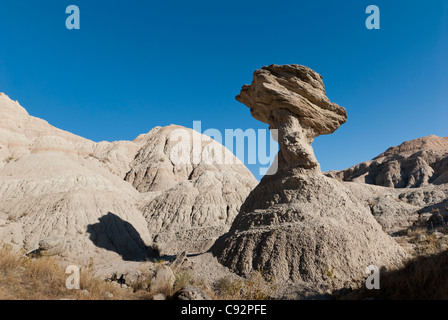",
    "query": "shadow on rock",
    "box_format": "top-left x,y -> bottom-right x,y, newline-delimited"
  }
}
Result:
87,212 -> 152,261
334,249 -> 448,300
